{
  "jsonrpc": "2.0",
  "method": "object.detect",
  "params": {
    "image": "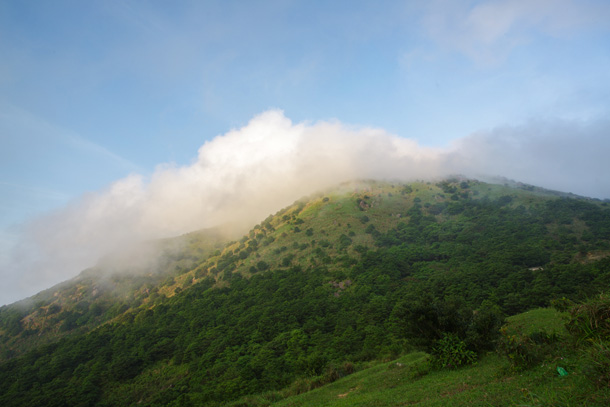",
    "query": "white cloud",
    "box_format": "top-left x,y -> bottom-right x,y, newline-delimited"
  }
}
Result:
446,117 -> 610,196
2,109 -> 609,305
